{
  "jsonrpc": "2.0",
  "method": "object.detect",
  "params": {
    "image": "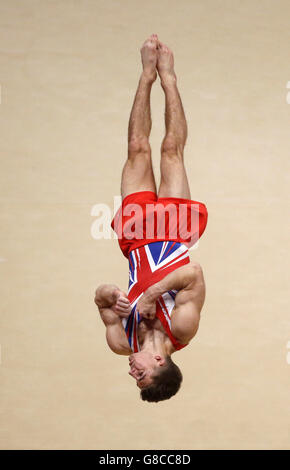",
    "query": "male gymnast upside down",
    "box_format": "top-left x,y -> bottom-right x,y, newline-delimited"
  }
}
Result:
94,34 -> 208,403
